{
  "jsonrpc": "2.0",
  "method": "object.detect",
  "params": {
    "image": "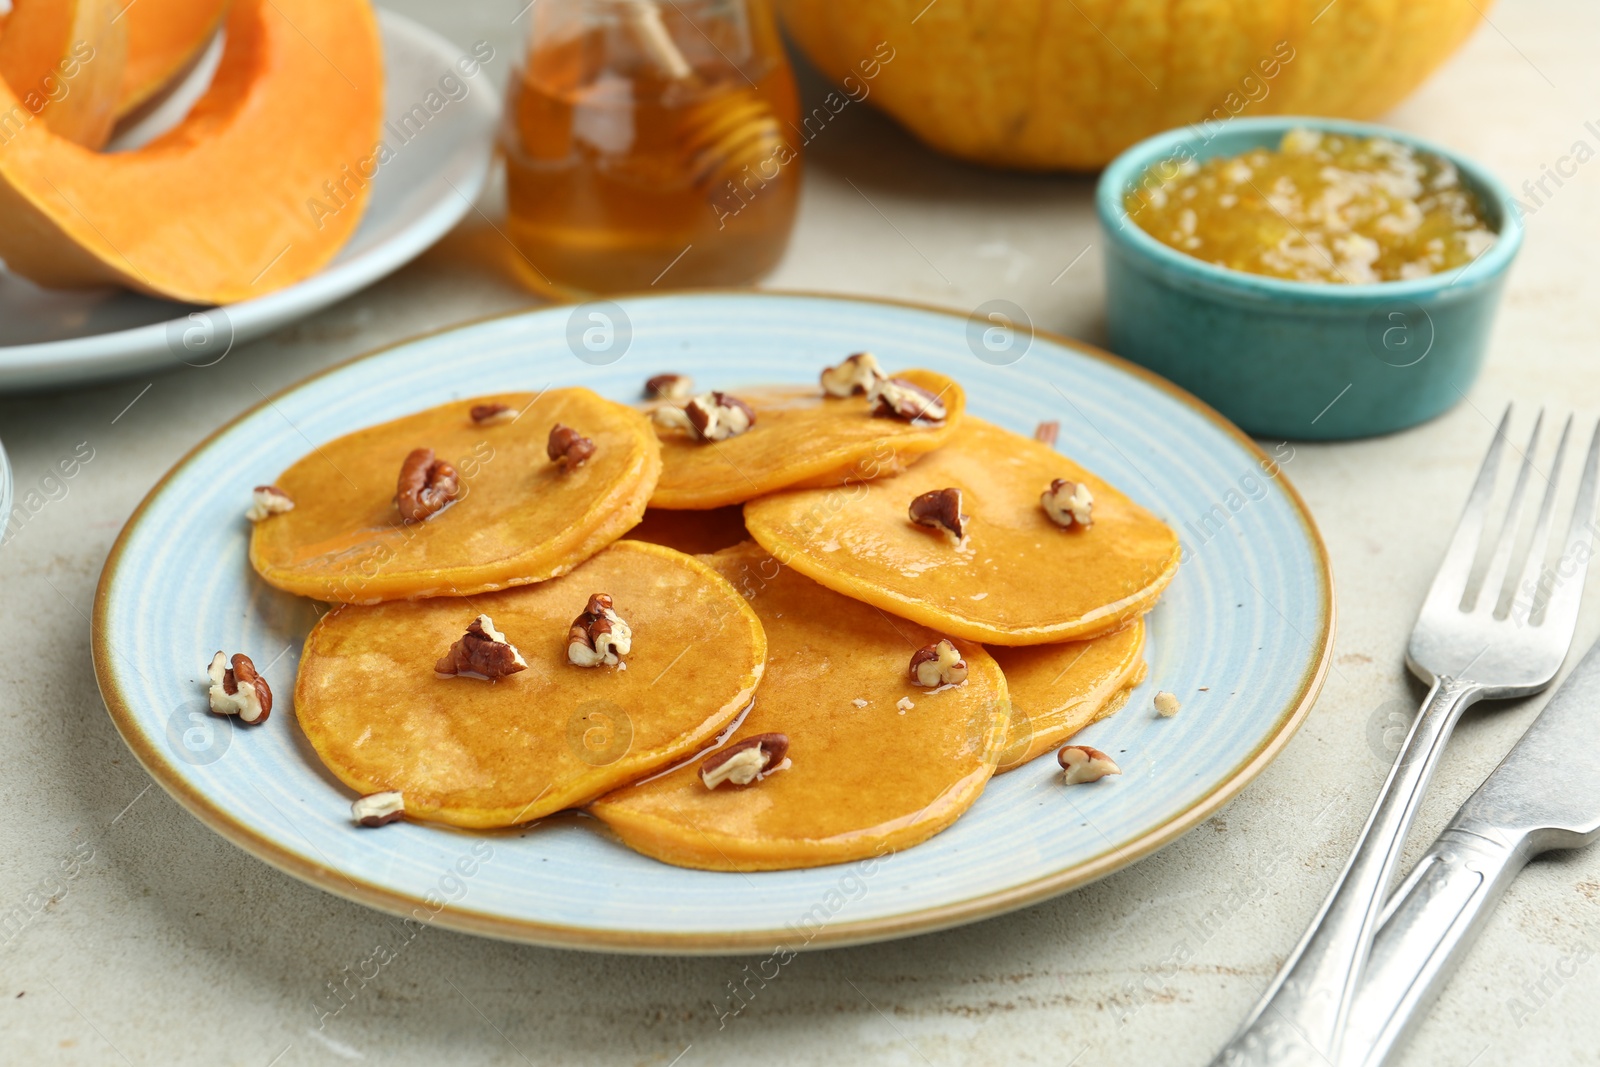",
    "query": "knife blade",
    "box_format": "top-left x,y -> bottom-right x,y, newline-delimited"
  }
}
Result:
1342,632 -> 1600,1067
